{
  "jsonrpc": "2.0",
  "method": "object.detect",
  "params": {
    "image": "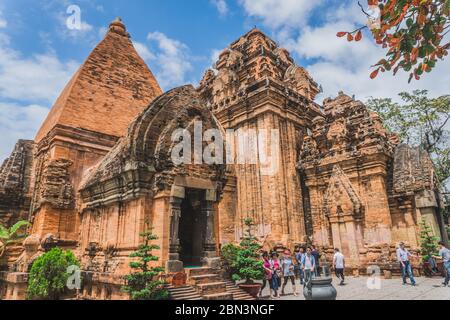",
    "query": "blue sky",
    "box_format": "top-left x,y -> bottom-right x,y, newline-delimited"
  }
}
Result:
0,0 -> 449,163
